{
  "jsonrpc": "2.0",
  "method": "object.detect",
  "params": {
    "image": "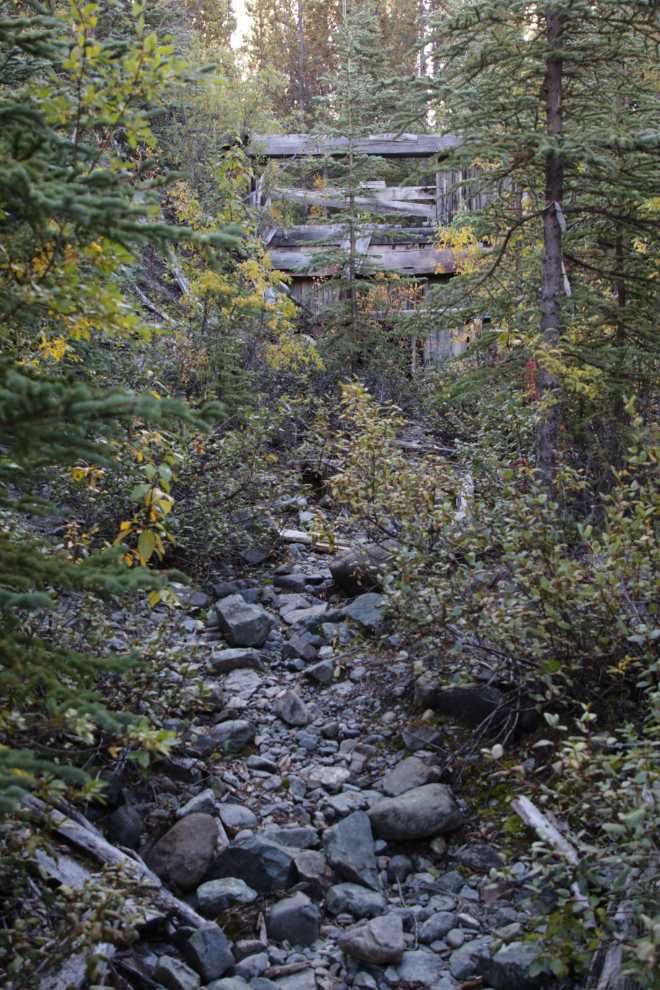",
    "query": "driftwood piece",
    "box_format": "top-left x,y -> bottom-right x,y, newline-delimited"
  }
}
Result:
262,962 -> 311,978
22,794 -> 208,930
278,527 -> 350,553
